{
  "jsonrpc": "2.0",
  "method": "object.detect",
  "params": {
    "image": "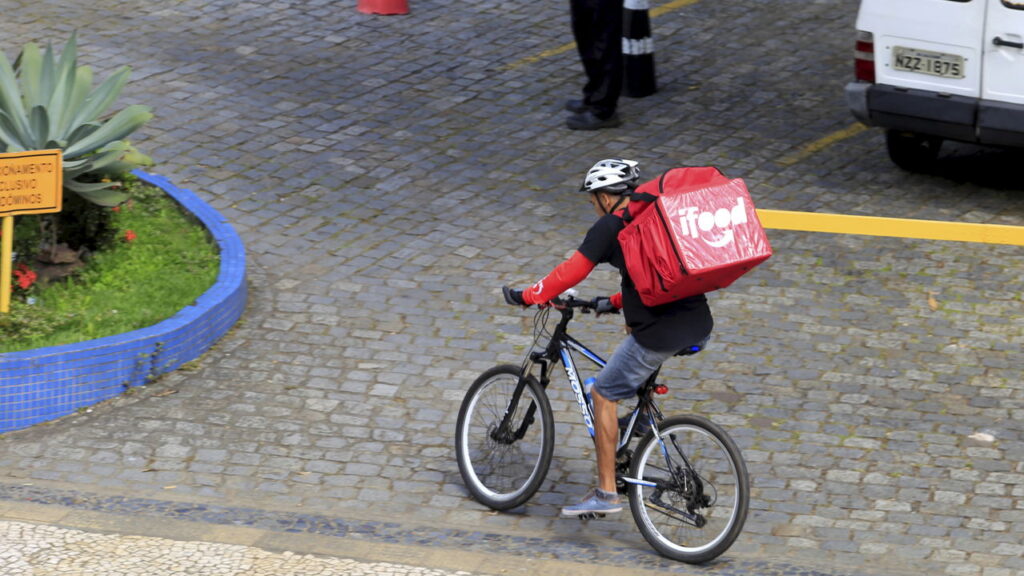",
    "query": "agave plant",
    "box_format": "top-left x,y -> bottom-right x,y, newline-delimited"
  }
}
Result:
0,33 -> 153,206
